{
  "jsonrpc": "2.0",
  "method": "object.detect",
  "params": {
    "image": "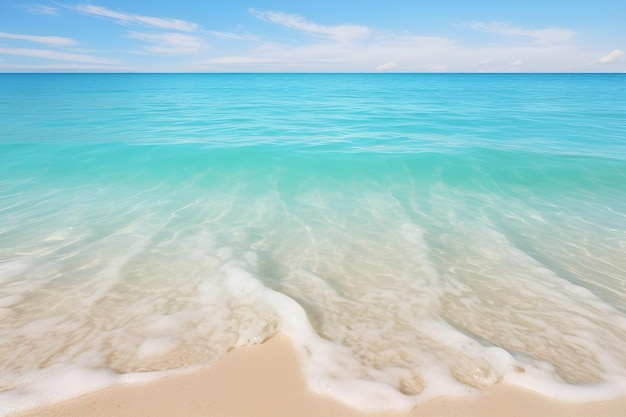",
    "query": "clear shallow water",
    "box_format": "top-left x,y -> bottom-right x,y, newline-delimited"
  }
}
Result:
1,73 -> 626,413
